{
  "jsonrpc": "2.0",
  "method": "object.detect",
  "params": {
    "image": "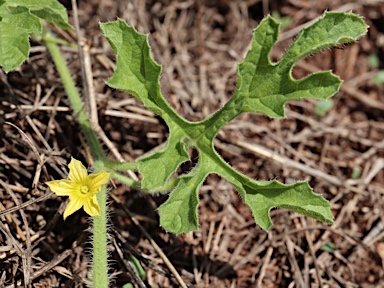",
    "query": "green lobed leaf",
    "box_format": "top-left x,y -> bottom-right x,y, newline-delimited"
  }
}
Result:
0,5 -> 40,71
238,180 -> 333,230
0,0 -> 72,72
100,20 -> 191,190
5,0 -> 72,29
236,12 -> 368,118
100,20 -> 180,122
138,131 -> 189,190
102,12 -> 367,234
158,161 -> 208,234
